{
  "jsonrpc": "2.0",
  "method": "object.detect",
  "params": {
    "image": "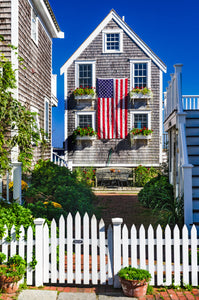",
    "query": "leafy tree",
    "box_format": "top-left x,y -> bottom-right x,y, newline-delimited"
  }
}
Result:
0,35 -> 40,174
